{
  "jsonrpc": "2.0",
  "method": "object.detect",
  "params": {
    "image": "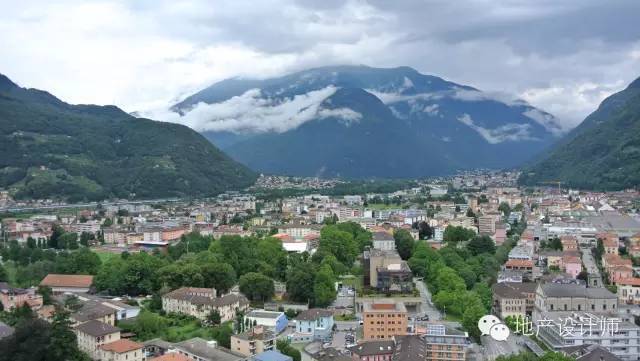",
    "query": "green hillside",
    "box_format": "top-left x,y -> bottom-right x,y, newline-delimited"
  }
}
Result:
519,77 -> 640,190
0,74 -> 256,201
